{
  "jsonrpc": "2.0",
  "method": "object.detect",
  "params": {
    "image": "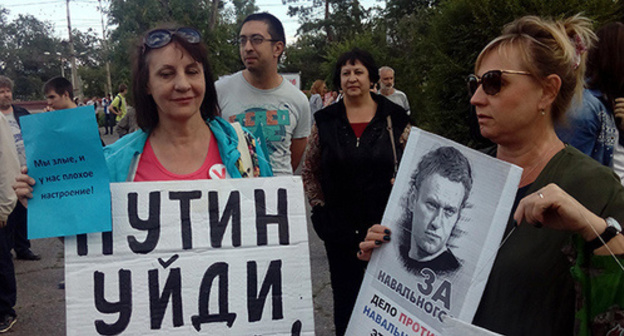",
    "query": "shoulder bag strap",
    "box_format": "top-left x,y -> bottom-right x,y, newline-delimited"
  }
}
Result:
386,115 -> 398,178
